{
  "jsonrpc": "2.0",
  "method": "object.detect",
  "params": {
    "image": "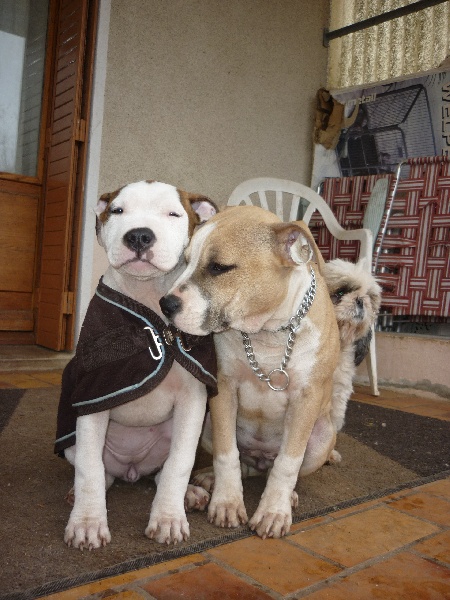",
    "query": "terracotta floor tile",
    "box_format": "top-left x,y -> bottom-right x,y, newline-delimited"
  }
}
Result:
418,478 -> 450,497
304,551 -> 450,599
208,535 -> 340,595
401,405 -> 450,420
40,554 -> 205,599
0,373 -> 51,388
103,591 -> 147,600
290,515 -> 329,531
387,491 -> 450,526
413,530 -> 450,564
290,506 -> 439,567
326,499 -> 383,520
30,370 -> 63,385
143,561 -> 274,599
